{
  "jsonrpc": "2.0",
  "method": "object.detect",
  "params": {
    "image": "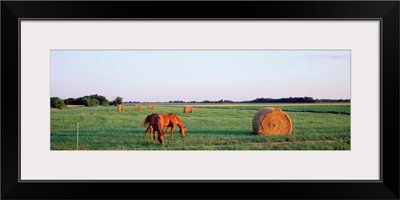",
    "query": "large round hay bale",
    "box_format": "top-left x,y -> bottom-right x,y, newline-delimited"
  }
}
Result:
252,107 -> 292,136
183,106 -> 193,113
134,104 -> 142,110
117,104 -> 124,111
148,104 -> 154,110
